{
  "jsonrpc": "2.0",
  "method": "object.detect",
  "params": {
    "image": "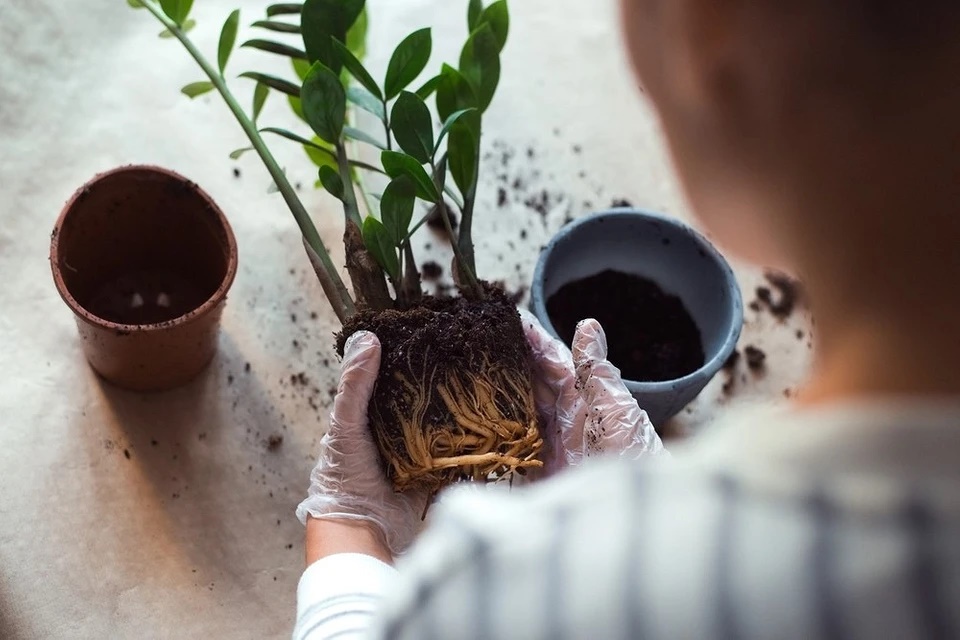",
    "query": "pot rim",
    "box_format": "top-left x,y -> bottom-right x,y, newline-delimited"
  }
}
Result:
49,164 -> 239,333
531,207 -> 744,391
